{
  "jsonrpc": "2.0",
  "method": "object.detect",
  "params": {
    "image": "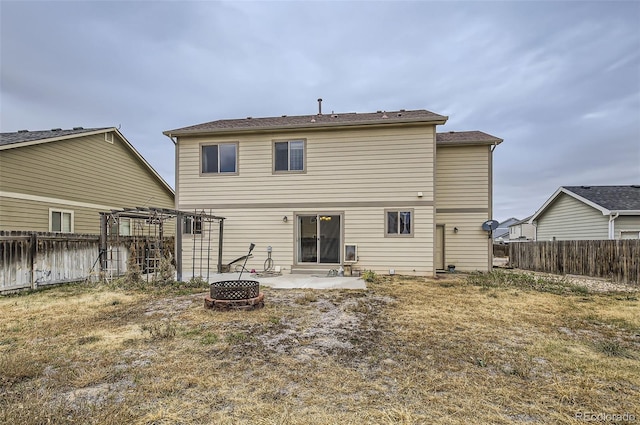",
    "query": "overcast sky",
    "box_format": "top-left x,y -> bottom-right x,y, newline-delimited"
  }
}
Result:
1,1 -> 639,222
